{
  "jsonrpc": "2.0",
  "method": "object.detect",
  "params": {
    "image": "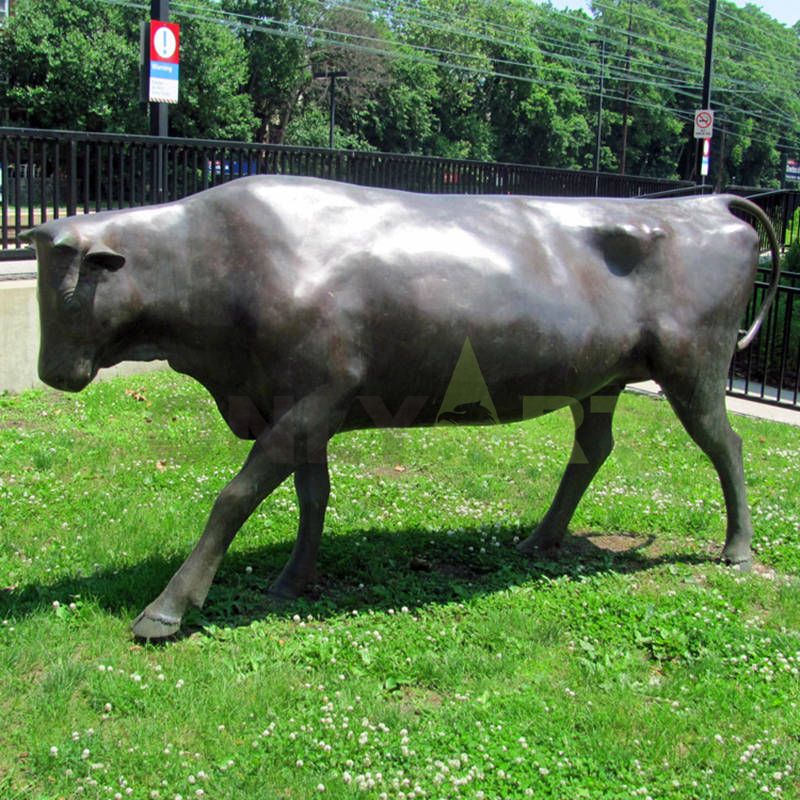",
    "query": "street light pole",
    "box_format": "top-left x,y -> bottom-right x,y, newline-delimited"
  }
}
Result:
313,70 -> 347,149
